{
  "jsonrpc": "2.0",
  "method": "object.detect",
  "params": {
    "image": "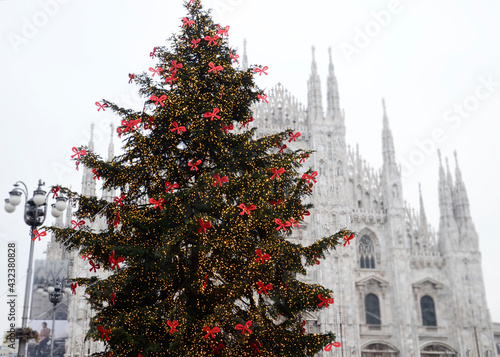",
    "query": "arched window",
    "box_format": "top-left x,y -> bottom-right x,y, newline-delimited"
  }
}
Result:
365,294 -> 381,325
421,295 -> 437,326
359,235 -> 375,269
